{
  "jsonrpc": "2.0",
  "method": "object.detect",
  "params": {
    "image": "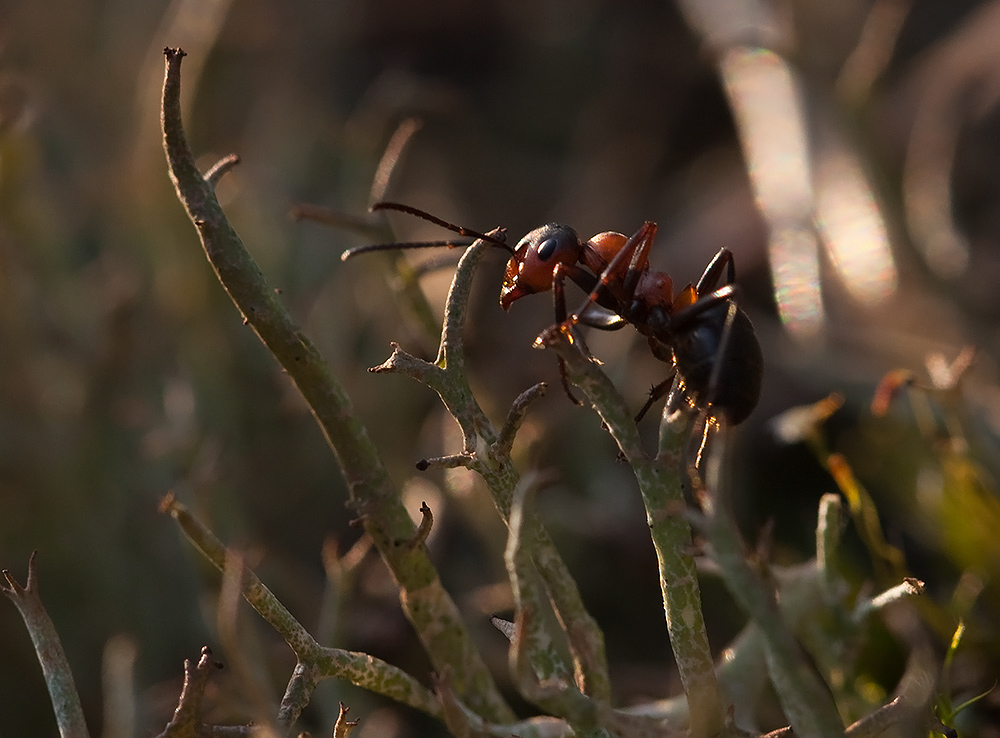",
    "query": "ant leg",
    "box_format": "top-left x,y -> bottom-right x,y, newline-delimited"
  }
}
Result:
689,285 -> 747,416
553,262 -> 570,324
551,262 -> 590,324
551,263 -> 584,405
578,304 -> 628,330
668,283 -> 737,331
687,412 -> 714,496
547,263 -> 626,406
635,373 -> 677,423
548,225 -> 657,410
695,248 -> 736,295
551,257 -> 626,330
671,283 -> 746,419
620,222 -> 659,302
705,299 -> 739,409
556,355 -> 583,406
569,222 -> 658,322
